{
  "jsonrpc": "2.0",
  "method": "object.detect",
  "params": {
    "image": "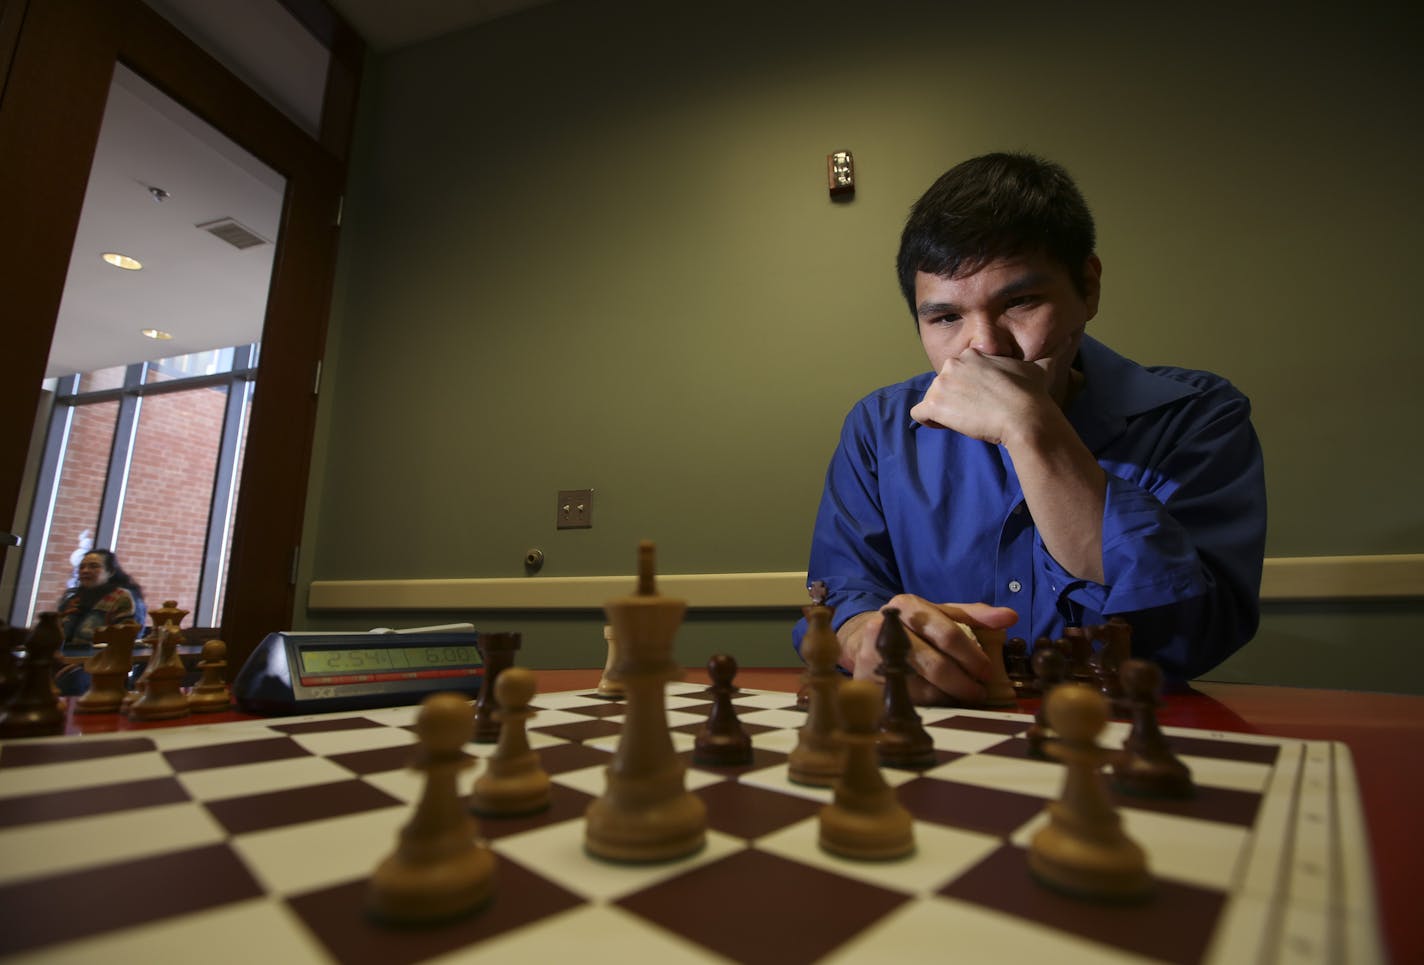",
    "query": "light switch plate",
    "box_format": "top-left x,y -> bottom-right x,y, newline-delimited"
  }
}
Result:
557,489 -> 592,529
